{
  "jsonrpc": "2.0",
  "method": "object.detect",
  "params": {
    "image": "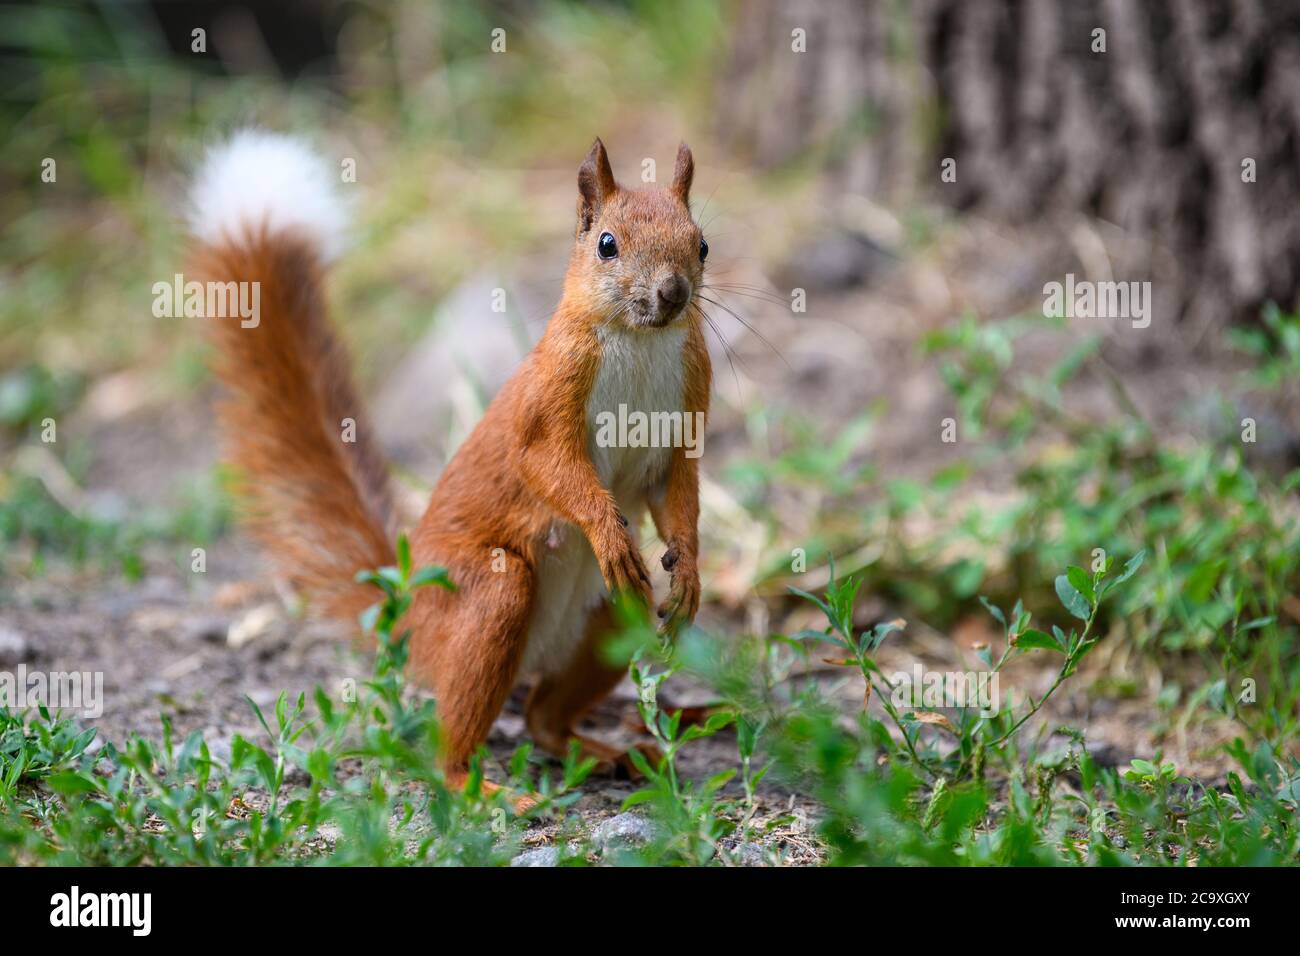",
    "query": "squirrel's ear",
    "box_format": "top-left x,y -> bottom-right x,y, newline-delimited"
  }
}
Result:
671,142 -> 694,203
577,138 -> 617,233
